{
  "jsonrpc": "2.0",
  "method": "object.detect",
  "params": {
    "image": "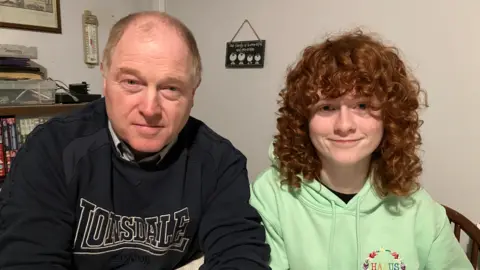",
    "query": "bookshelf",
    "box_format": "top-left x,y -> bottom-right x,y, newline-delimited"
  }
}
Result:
0,103 -> 87,117
0,103 -> 89,187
